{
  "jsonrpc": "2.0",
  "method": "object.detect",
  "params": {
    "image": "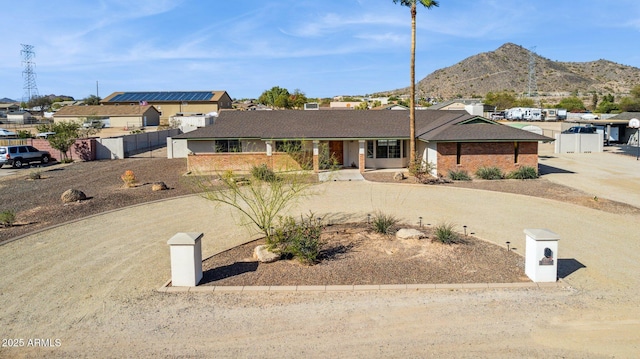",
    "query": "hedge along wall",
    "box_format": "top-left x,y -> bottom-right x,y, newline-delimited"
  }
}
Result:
437,141 -> 539,177
30,138 -> 97,162
187,152 -> 304,174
